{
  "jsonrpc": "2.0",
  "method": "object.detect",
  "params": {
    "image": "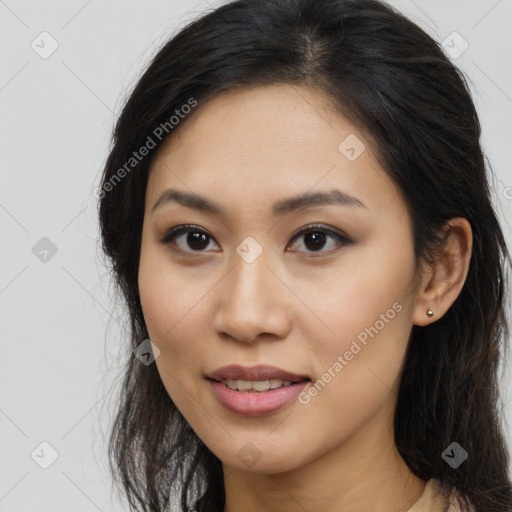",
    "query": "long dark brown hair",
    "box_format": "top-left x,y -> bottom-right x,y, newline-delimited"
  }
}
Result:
97,1 -> 512,510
